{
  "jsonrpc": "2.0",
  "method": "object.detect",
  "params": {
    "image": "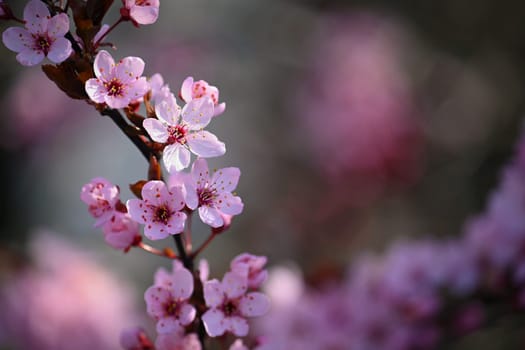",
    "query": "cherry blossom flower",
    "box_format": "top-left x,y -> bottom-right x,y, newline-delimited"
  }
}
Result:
2,0 -> 72,66
121,0 -> 160,26
102,212 -> 140,251
180,76 -> 226,117
184,158 -> 243,228
231,253 -> 268,289
144,264 -> 196,333
149,73 -> 174,105
202,270 -> 270,337
143,97 -> 226,172
85,50 -> 149,109
155,331 -> 201,350
120,327 -> 154,350
81,177 -> 120,227
127,180 -> 186,240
